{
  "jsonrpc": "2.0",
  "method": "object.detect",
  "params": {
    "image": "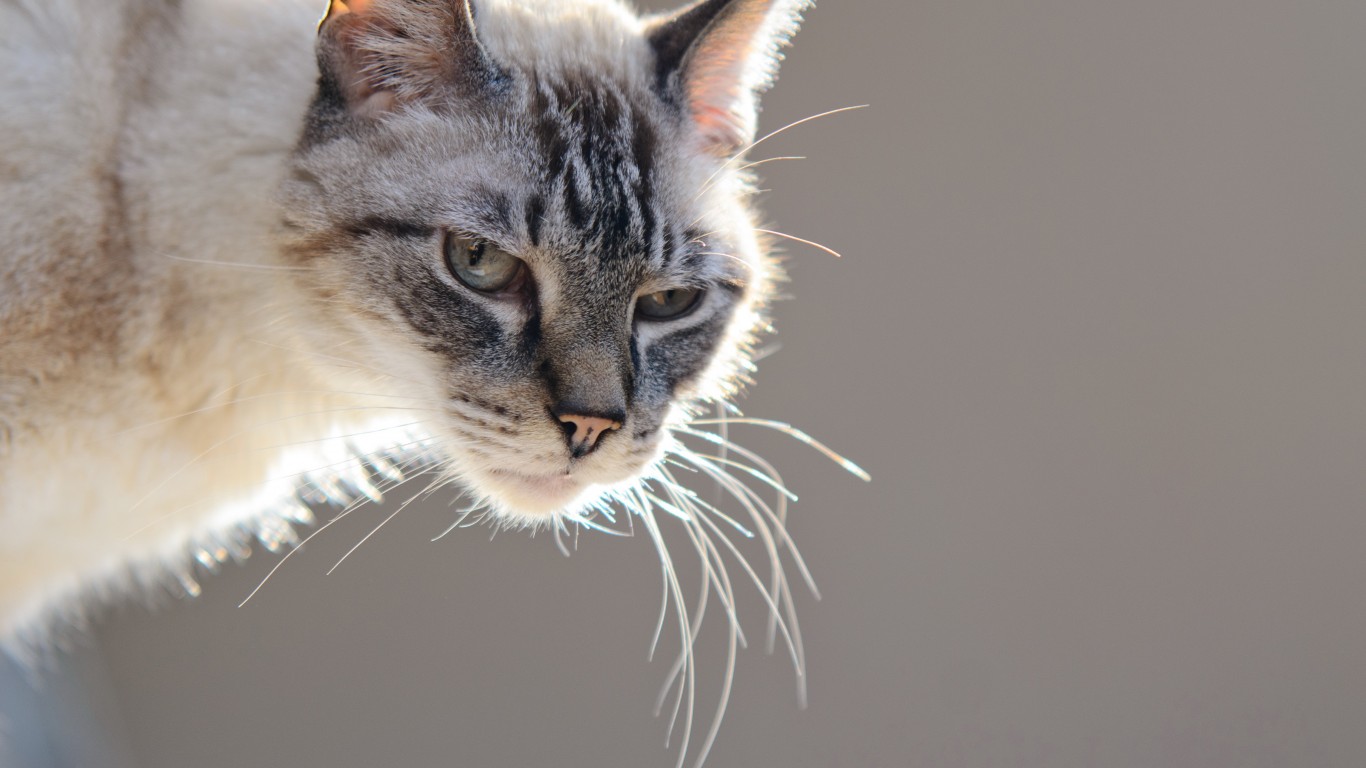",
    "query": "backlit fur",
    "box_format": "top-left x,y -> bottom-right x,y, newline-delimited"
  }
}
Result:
1,0 -> 827,764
